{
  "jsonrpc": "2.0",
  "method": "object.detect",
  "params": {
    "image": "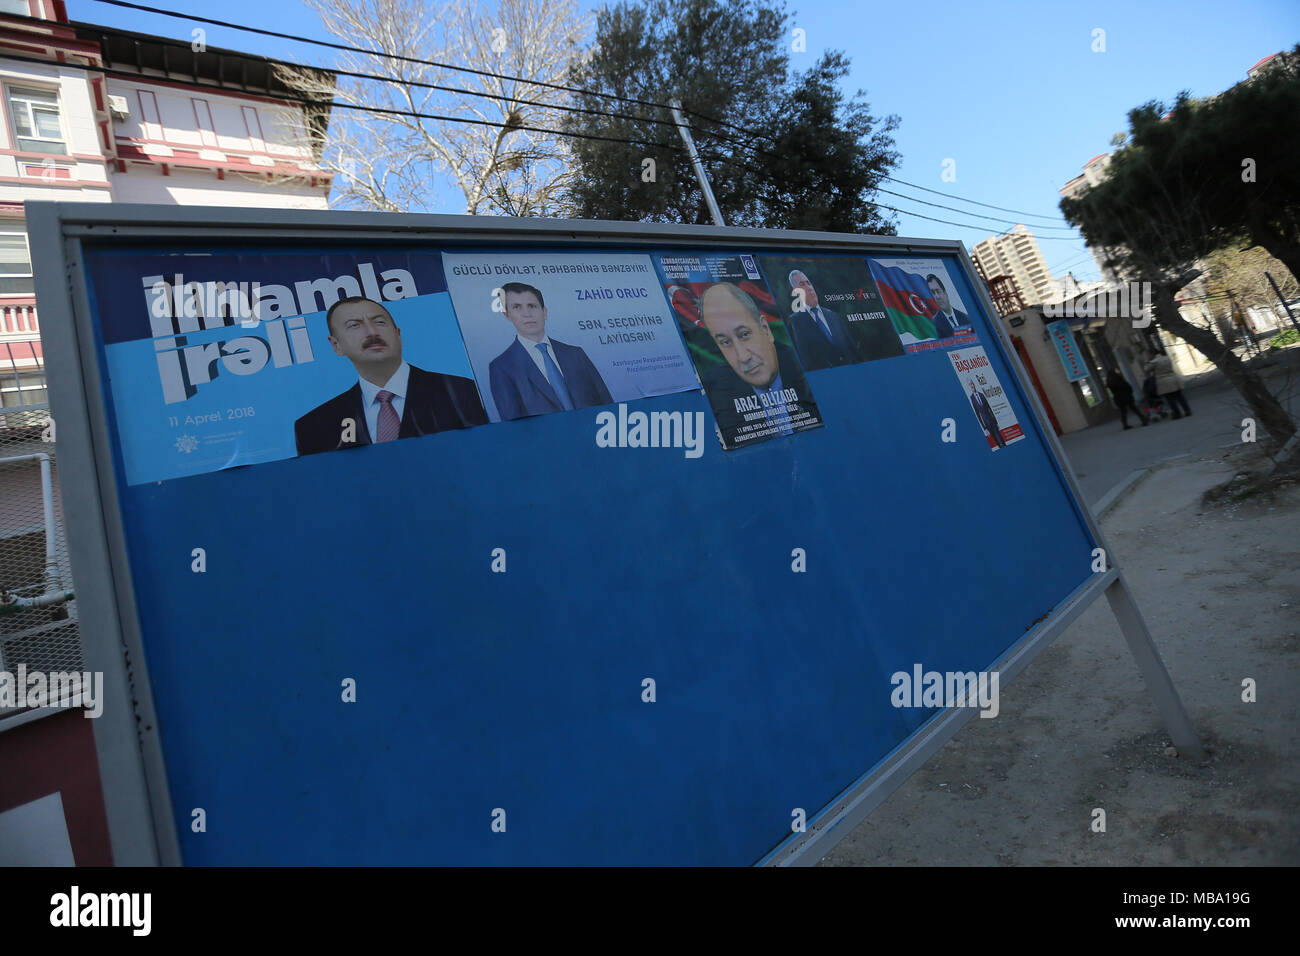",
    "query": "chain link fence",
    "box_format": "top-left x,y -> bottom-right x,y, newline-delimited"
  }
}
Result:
1,373 -> 84,719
